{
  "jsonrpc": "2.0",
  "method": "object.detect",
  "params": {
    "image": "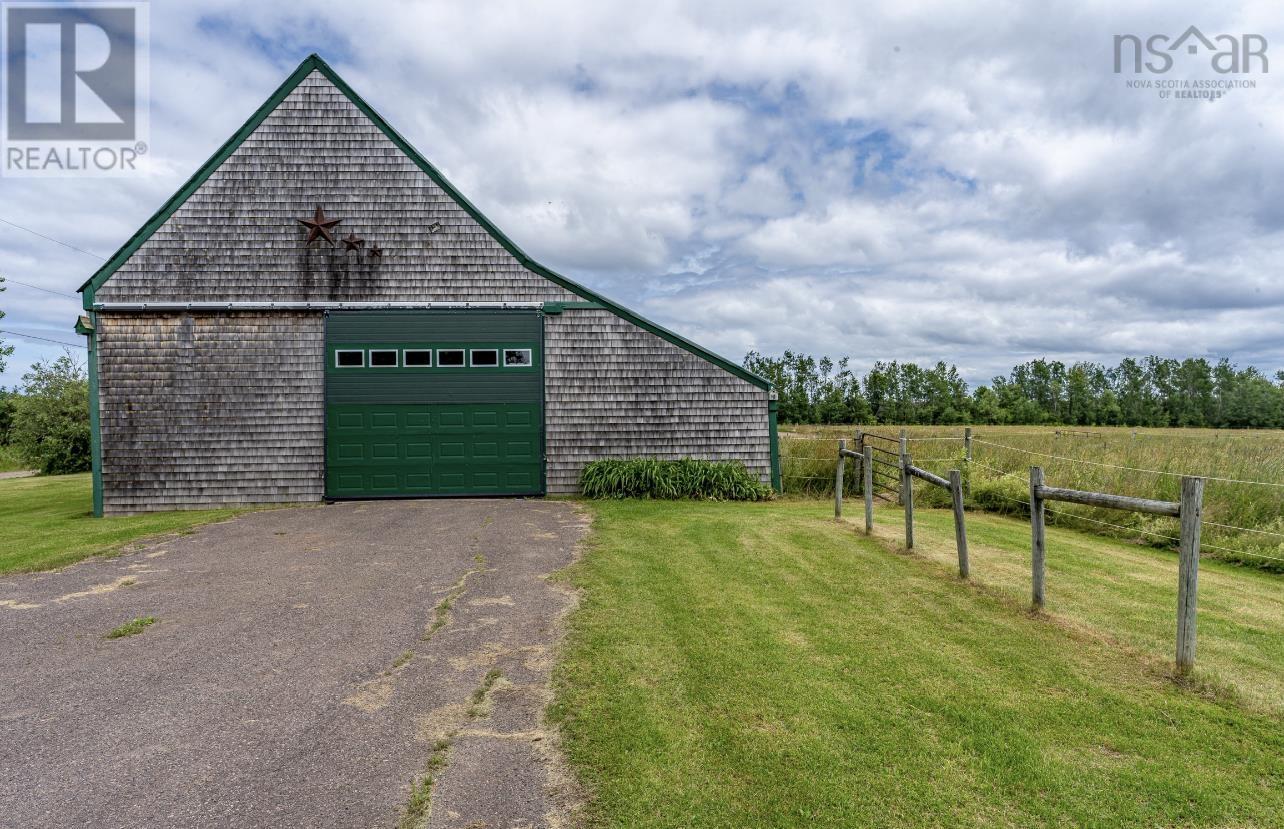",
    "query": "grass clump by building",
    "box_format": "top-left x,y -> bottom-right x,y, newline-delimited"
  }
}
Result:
579,458 -> 772,501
